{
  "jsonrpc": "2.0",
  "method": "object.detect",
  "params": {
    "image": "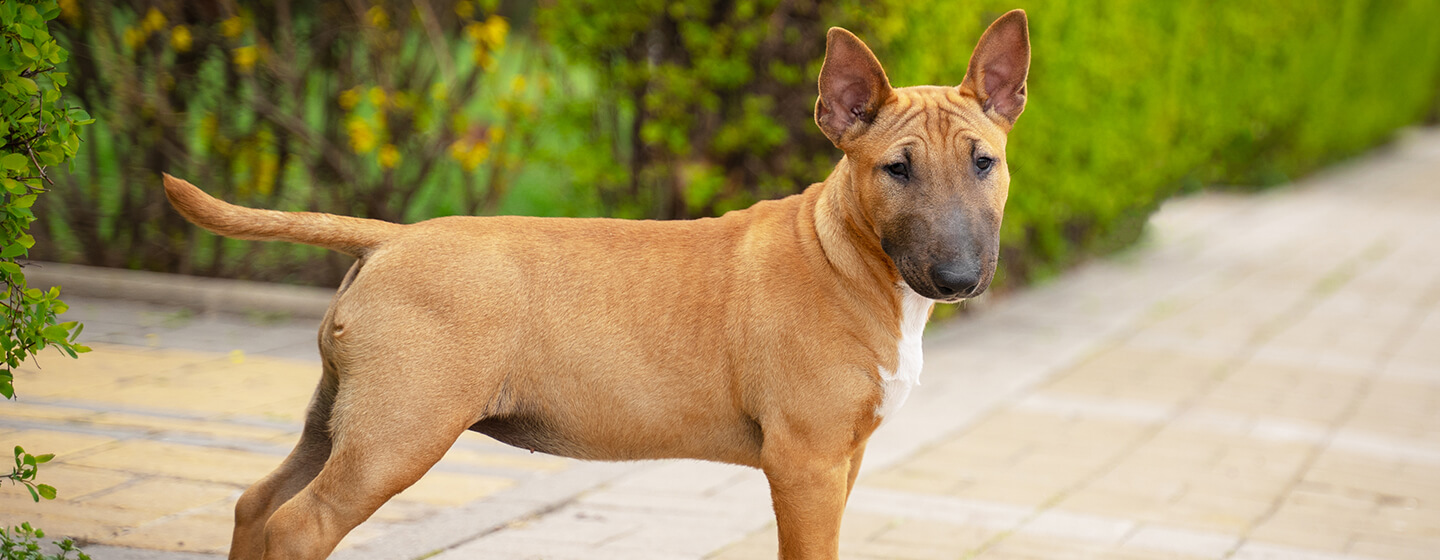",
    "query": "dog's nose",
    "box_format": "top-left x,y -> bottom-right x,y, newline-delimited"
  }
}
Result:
932,266 -> 982,298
